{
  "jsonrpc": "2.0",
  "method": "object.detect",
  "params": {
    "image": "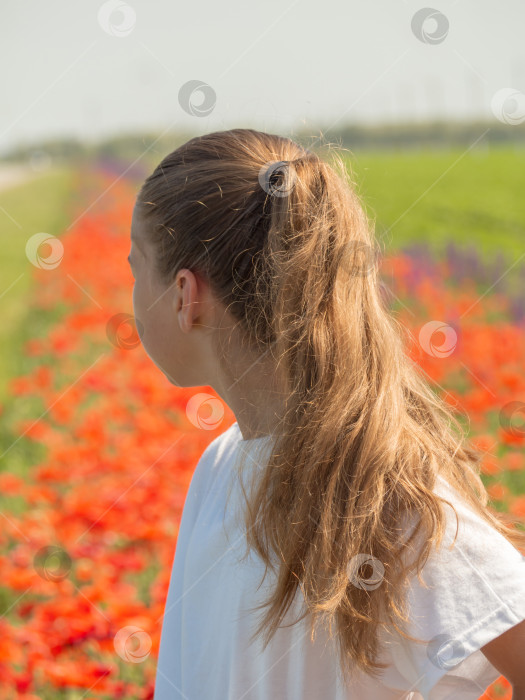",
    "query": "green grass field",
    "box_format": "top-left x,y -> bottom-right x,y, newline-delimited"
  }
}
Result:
349,145 -> 525,264
0,167 -> 74,401
0,167 -> 76,493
